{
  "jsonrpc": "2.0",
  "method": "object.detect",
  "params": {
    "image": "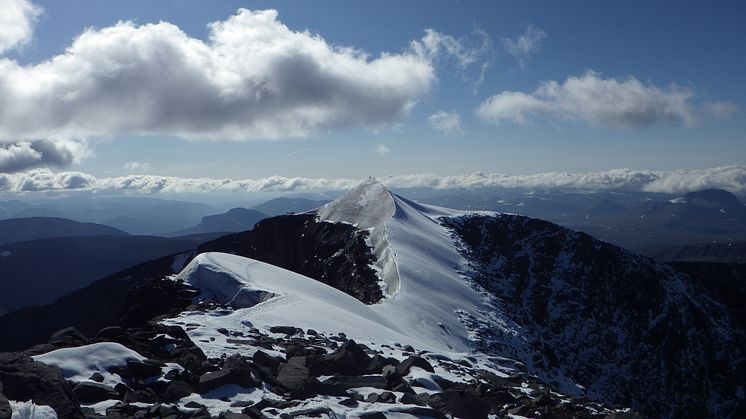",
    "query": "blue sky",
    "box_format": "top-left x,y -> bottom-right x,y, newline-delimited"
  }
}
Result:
0,0 -> 744,190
